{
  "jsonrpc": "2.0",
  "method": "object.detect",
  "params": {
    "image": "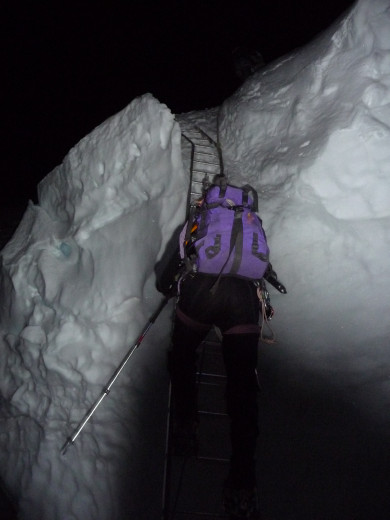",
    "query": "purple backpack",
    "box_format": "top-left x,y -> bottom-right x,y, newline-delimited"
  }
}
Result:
185,182 -> 269,280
